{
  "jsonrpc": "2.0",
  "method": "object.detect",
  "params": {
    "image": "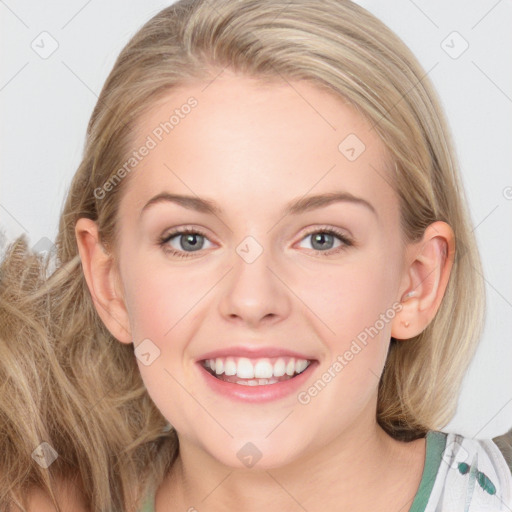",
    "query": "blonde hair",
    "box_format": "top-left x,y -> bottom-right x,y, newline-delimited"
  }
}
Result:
0,0 -> 485,510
